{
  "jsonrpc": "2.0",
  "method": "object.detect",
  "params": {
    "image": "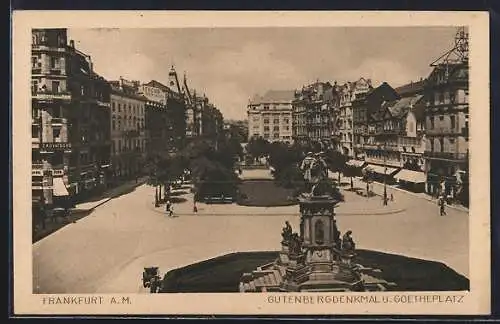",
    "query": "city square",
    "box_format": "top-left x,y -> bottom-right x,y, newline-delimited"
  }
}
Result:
33,168 -> 468,294
28,26 -> 471,294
